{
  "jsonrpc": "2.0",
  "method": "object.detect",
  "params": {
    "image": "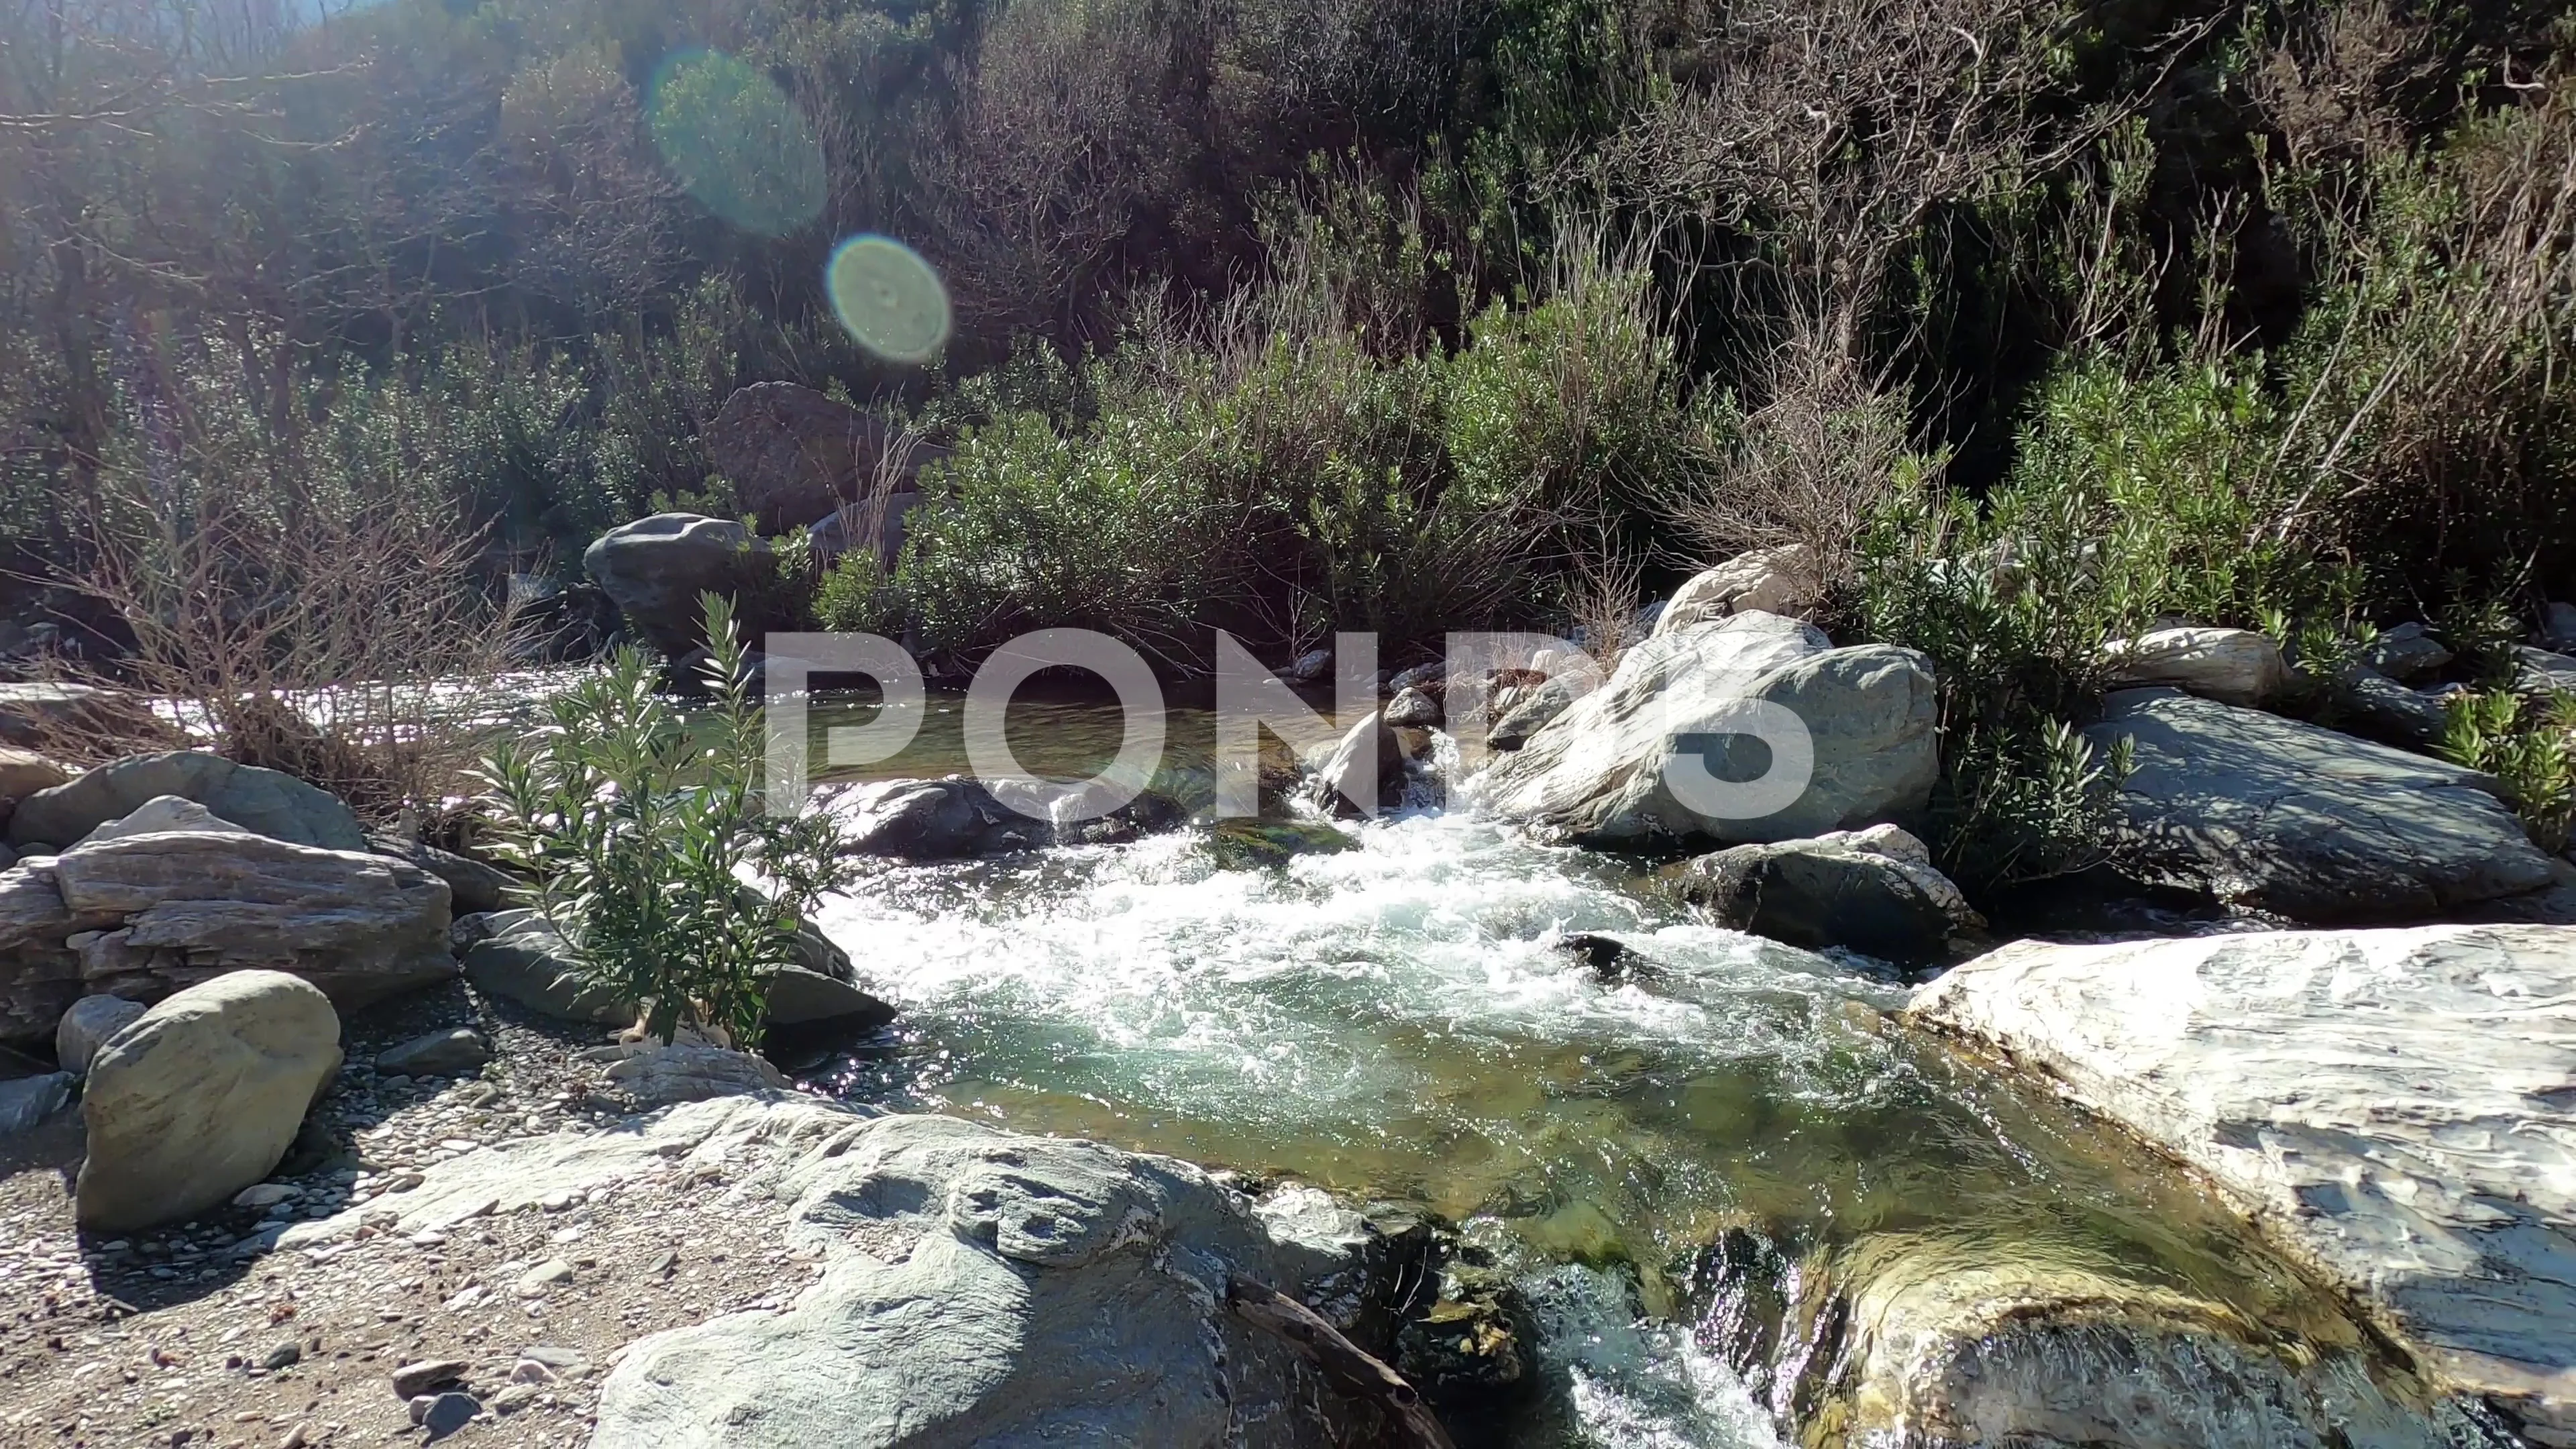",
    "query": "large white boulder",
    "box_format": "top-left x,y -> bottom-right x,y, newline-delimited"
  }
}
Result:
78,969 -> 342,1231
2082,687 -> 2553,922
1651,545 -> 1820,637
1474,612 -> 1937,848
1909,925 -> 2576,1443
